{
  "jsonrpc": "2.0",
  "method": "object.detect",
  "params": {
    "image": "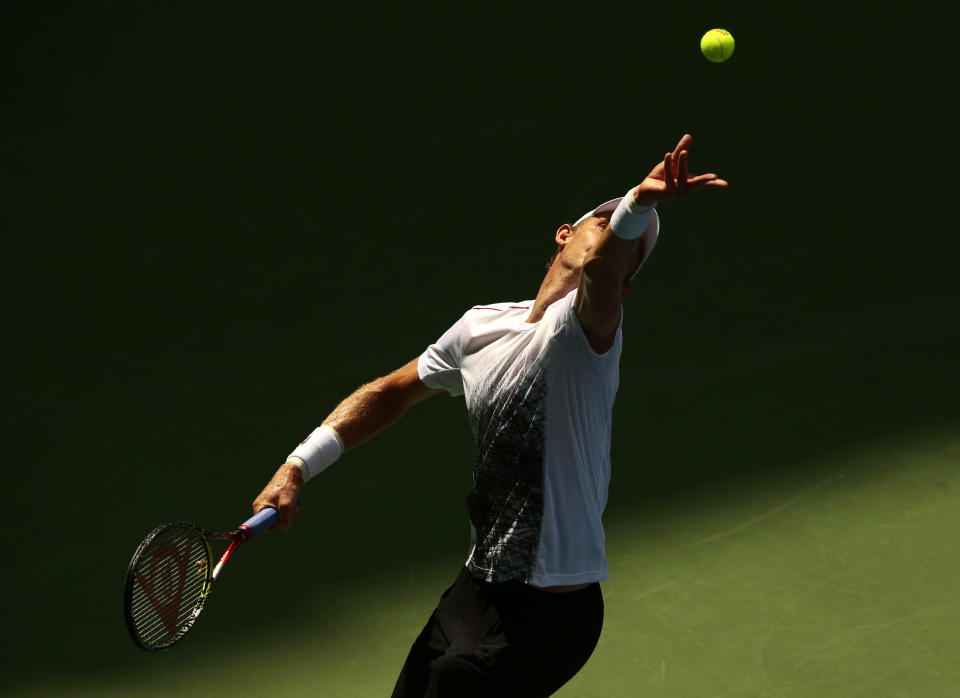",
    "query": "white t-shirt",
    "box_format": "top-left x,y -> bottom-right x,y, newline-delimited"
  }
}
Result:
417,288 -> 622,586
